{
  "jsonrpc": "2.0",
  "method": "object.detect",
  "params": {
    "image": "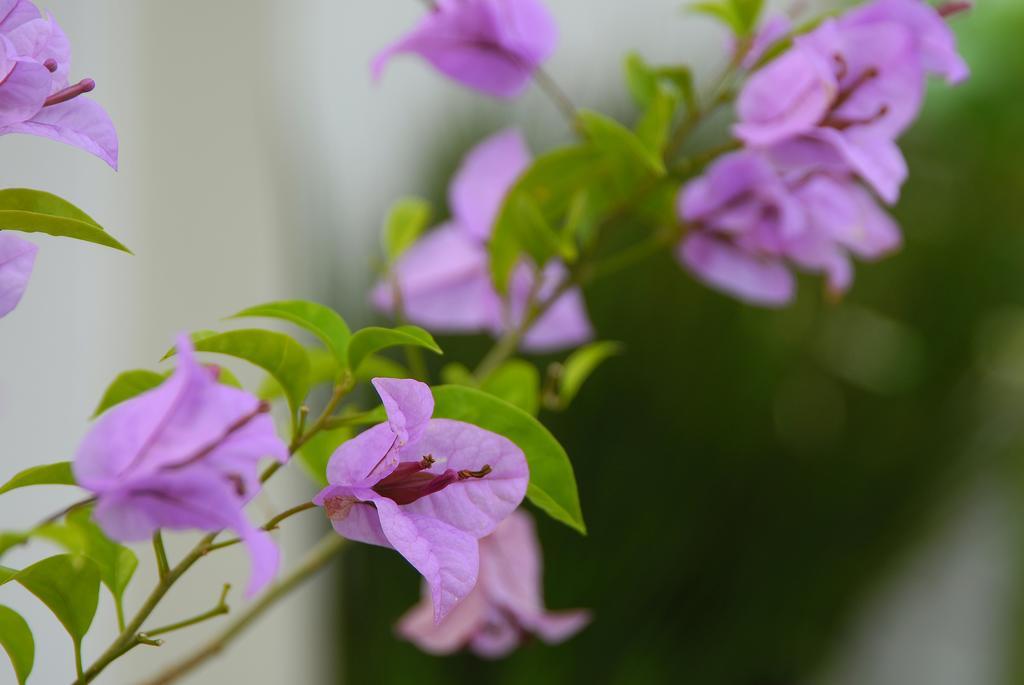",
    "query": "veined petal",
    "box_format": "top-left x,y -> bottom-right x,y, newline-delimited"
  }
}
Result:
809,128 -> 907,204
2,95 -> 119,168
372,495 -> 479,623
0,55 -> 49,126
6,14 -> 70,86
324,423 -> 400,487
373,377 -> 434,447
0,0 -> 40,33
0,232 -> 37,318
